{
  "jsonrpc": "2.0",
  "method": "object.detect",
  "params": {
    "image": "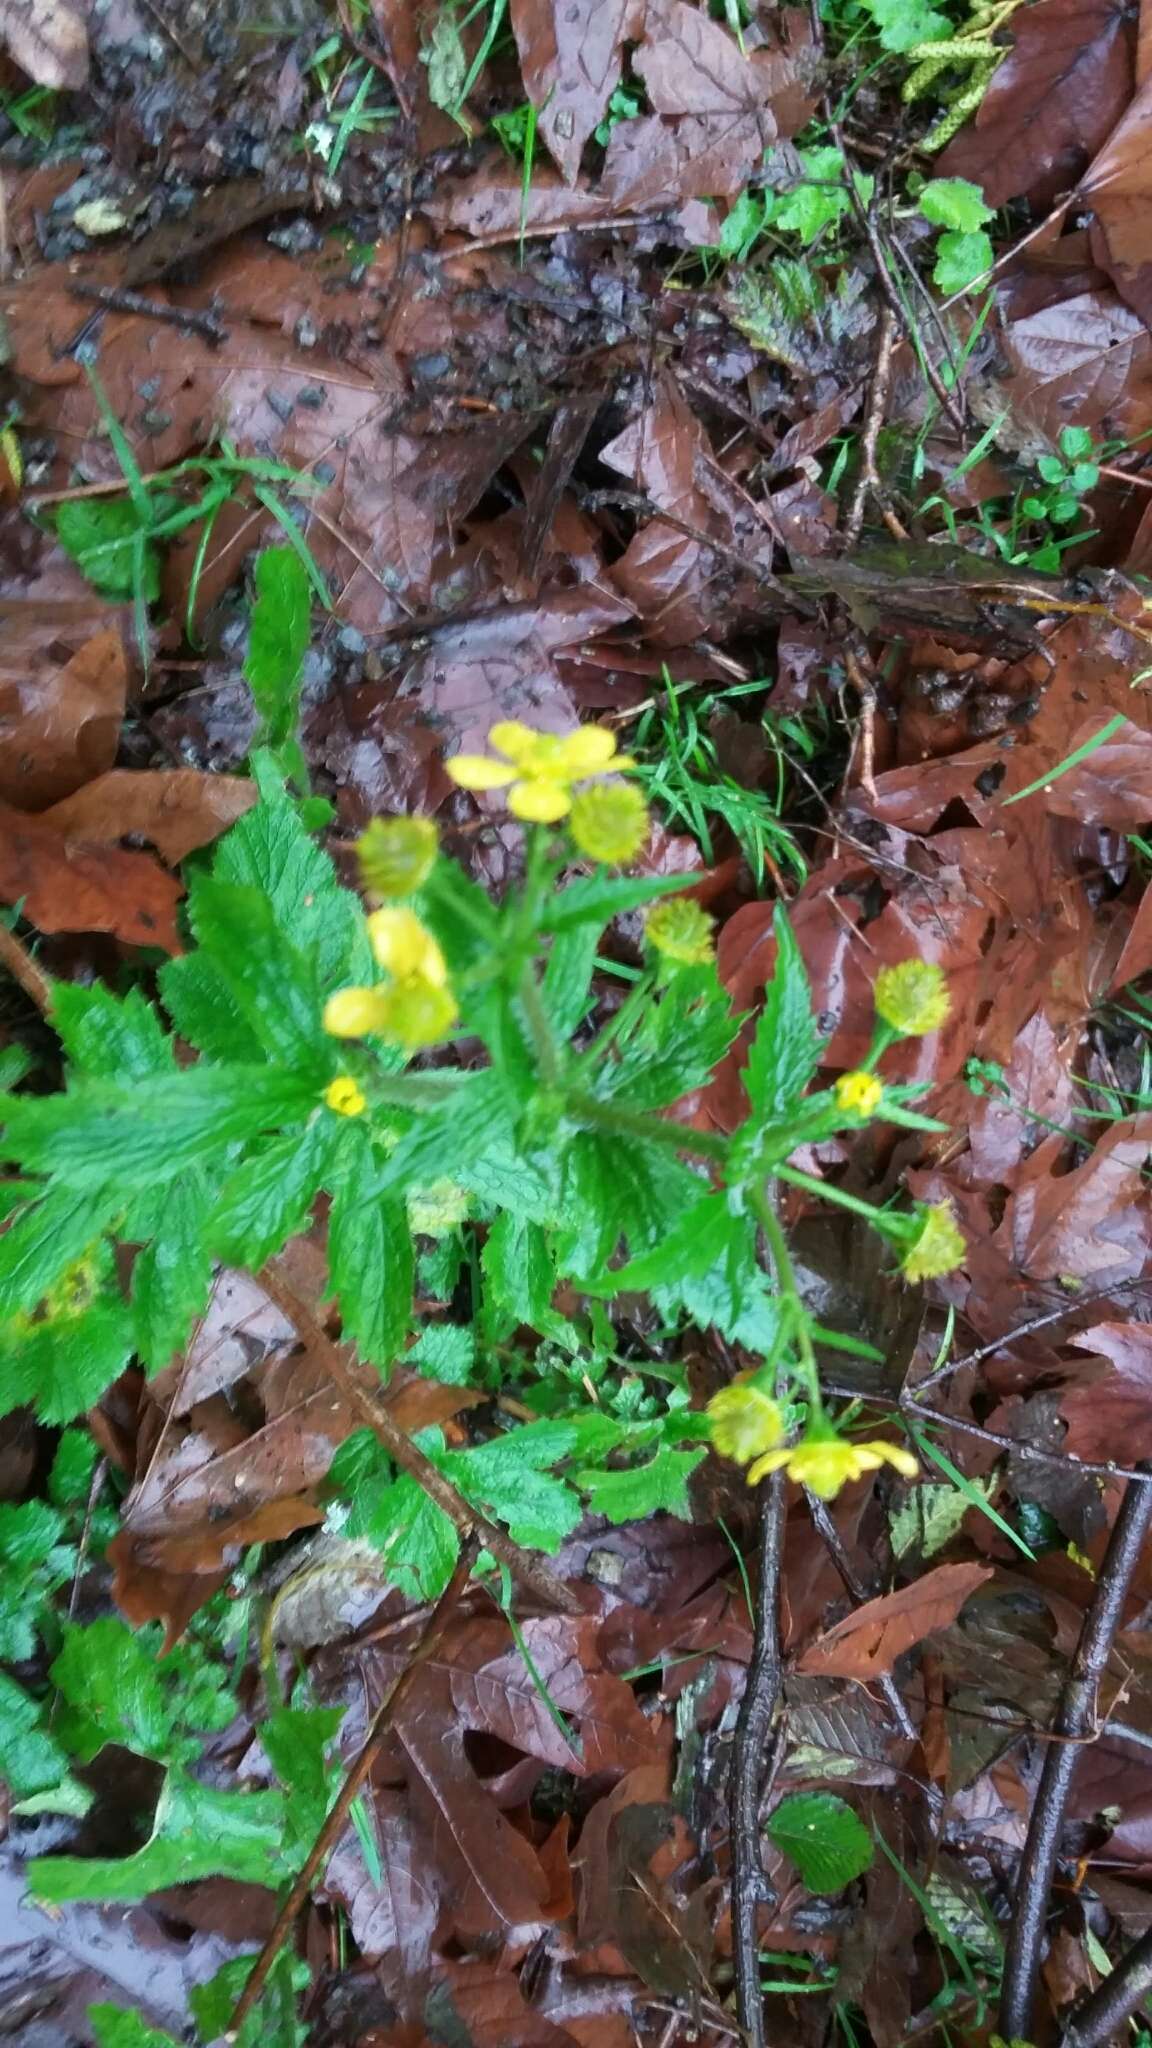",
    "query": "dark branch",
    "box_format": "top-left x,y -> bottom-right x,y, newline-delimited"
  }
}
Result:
730,1470 -> 787,2048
